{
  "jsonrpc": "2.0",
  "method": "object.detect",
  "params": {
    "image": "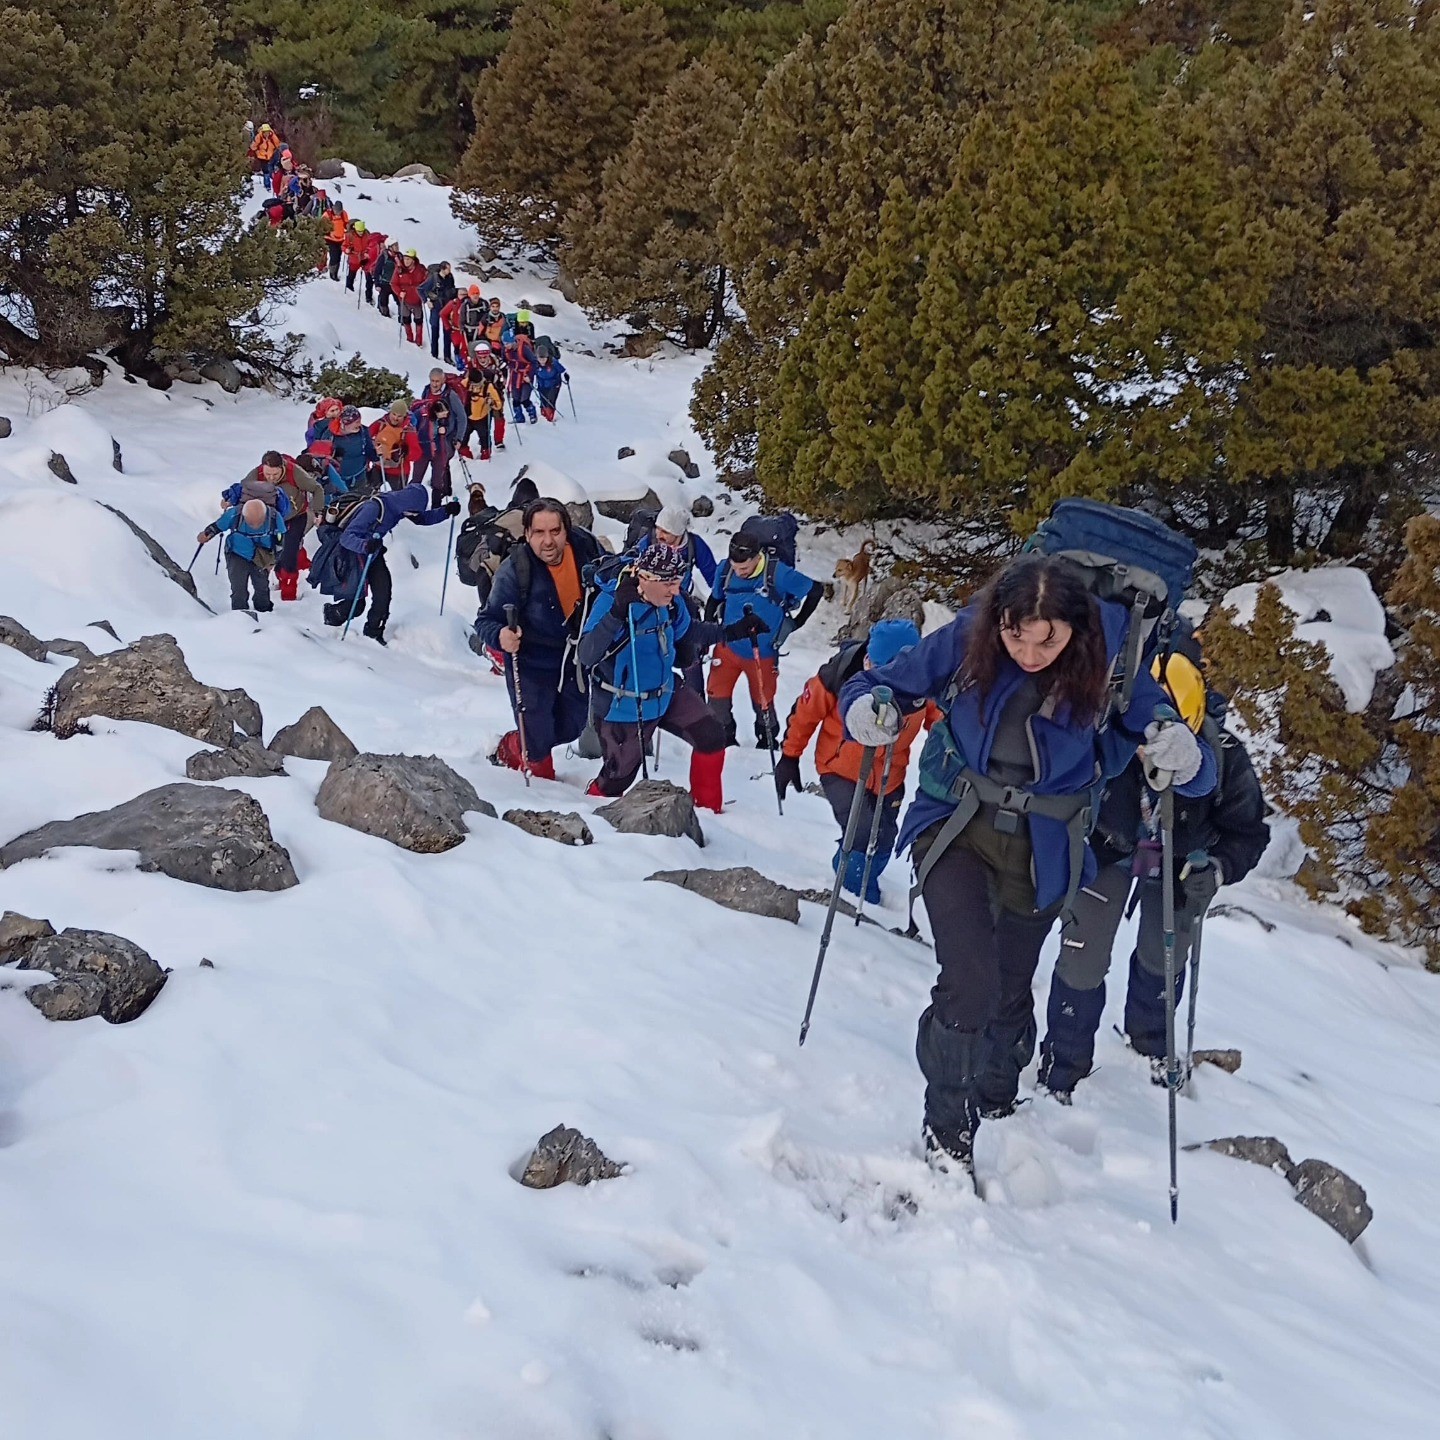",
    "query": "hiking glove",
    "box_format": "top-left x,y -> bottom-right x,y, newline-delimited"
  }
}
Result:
443,498 -> 462,518
1181,851 -> 1222,910
365,535 -> 384,556
1143,719 -> 1201,787
774,754 -> 803,801
724,613 -> 770,643
846,692 -> 901,746
614,577 -> 643,611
